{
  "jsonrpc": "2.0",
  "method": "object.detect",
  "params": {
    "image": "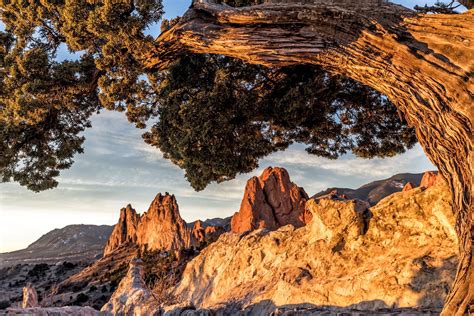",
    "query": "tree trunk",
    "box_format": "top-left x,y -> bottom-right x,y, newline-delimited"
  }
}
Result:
146,1 -> 473,314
